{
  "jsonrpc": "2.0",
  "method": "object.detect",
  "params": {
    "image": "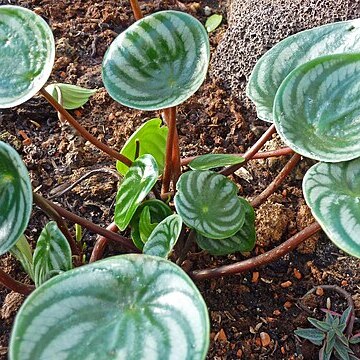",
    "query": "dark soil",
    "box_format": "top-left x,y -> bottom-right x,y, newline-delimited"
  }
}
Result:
0,1 -> 359,359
